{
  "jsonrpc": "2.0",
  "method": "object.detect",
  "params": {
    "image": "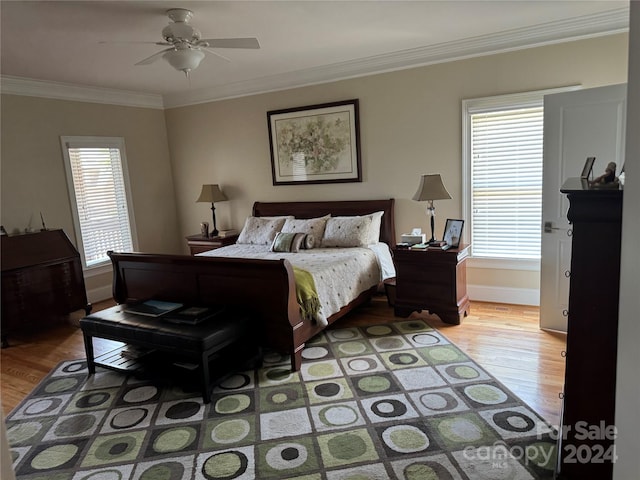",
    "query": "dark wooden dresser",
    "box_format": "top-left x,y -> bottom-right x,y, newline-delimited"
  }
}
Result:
1,229 -> 91,346
558,178 -> 622,479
